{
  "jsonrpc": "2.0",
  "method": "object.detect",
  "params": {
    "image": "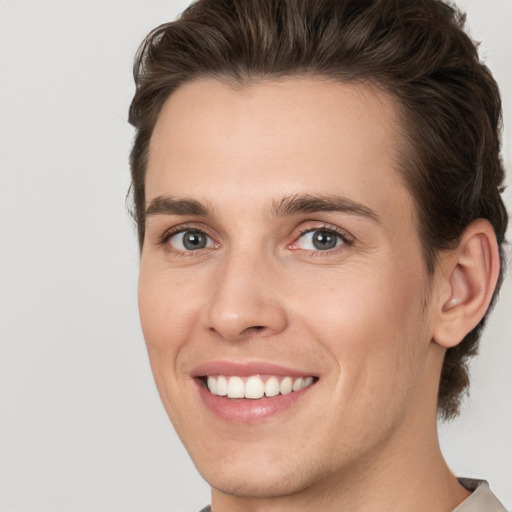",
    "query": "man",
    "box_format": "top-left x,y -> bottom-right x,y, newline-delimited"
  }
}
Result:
128,0 -> 508,510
